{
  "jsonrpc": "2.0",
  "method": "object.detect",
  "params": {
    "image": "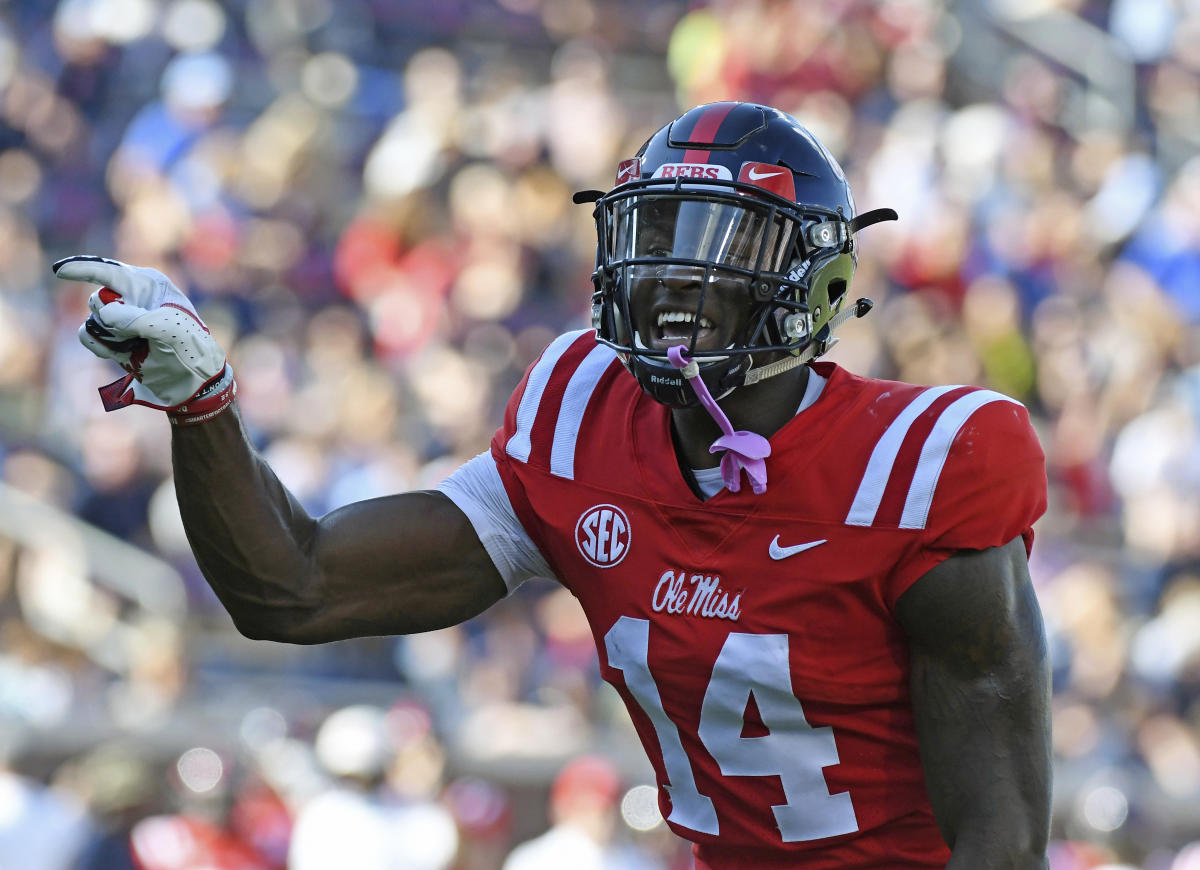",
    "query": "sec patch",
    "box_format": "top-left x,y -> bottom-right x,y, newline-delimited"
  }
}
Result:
575,504 -> 631,568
